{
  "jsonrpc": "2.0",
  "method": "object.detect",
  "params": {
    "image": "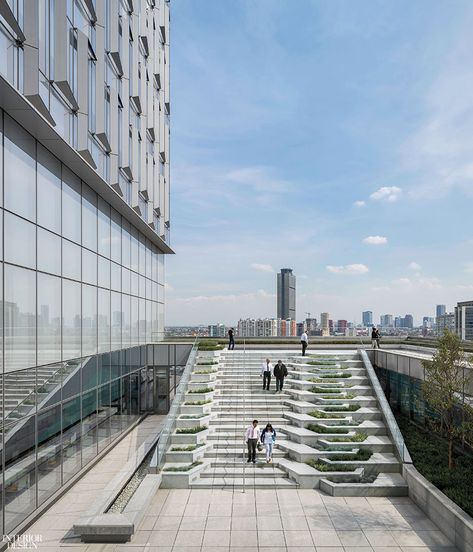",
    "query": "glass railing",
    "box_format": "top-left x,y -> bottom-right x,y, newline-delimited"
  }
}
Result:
359,349 -> 412,463
150,337 -> 199,470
